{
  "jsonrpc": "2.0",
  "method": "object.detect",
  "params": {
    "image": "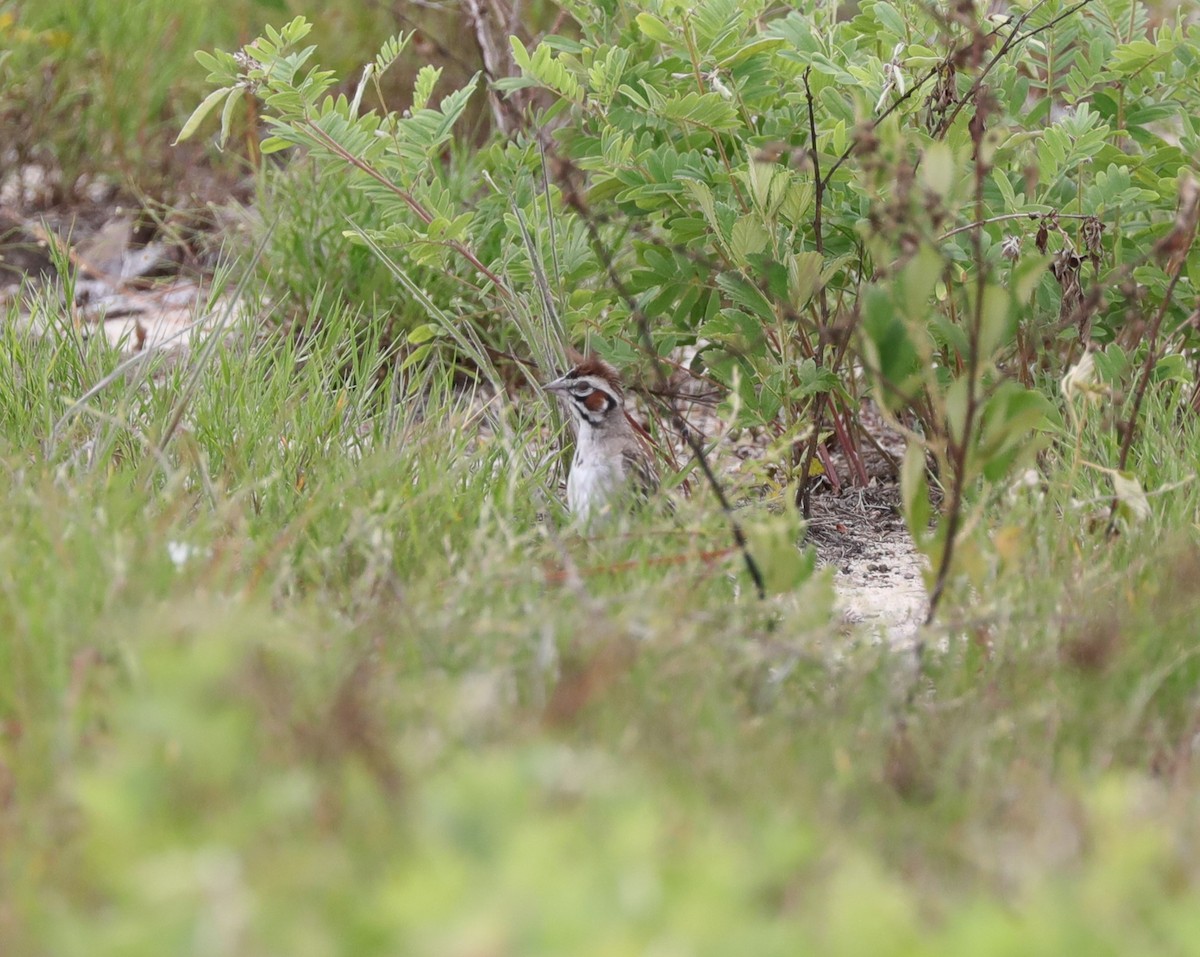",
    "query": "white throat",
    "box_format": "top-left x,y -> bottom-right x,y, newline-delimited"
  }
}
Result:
566,423 -> 628,518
